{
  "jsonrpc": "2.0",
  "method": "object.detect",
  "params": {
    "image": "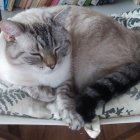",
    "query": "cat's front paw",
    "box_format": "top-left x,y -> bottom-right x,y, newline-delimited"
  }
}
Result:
36,86 -> 56,102
60,110 -> 84,130
23,86 -> 56,102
